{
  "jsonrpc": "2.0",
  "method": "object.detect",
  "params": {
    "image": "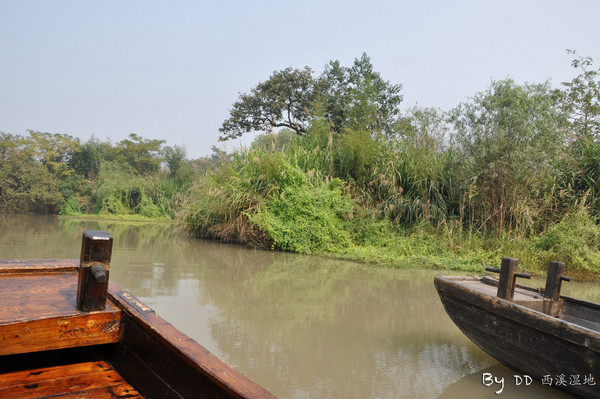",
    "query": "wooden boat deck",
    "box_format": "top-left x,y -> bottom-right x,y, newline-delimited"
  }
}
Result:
0,360 -> 142,398
0,262 -> 122,357
0,260 -> 134,397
